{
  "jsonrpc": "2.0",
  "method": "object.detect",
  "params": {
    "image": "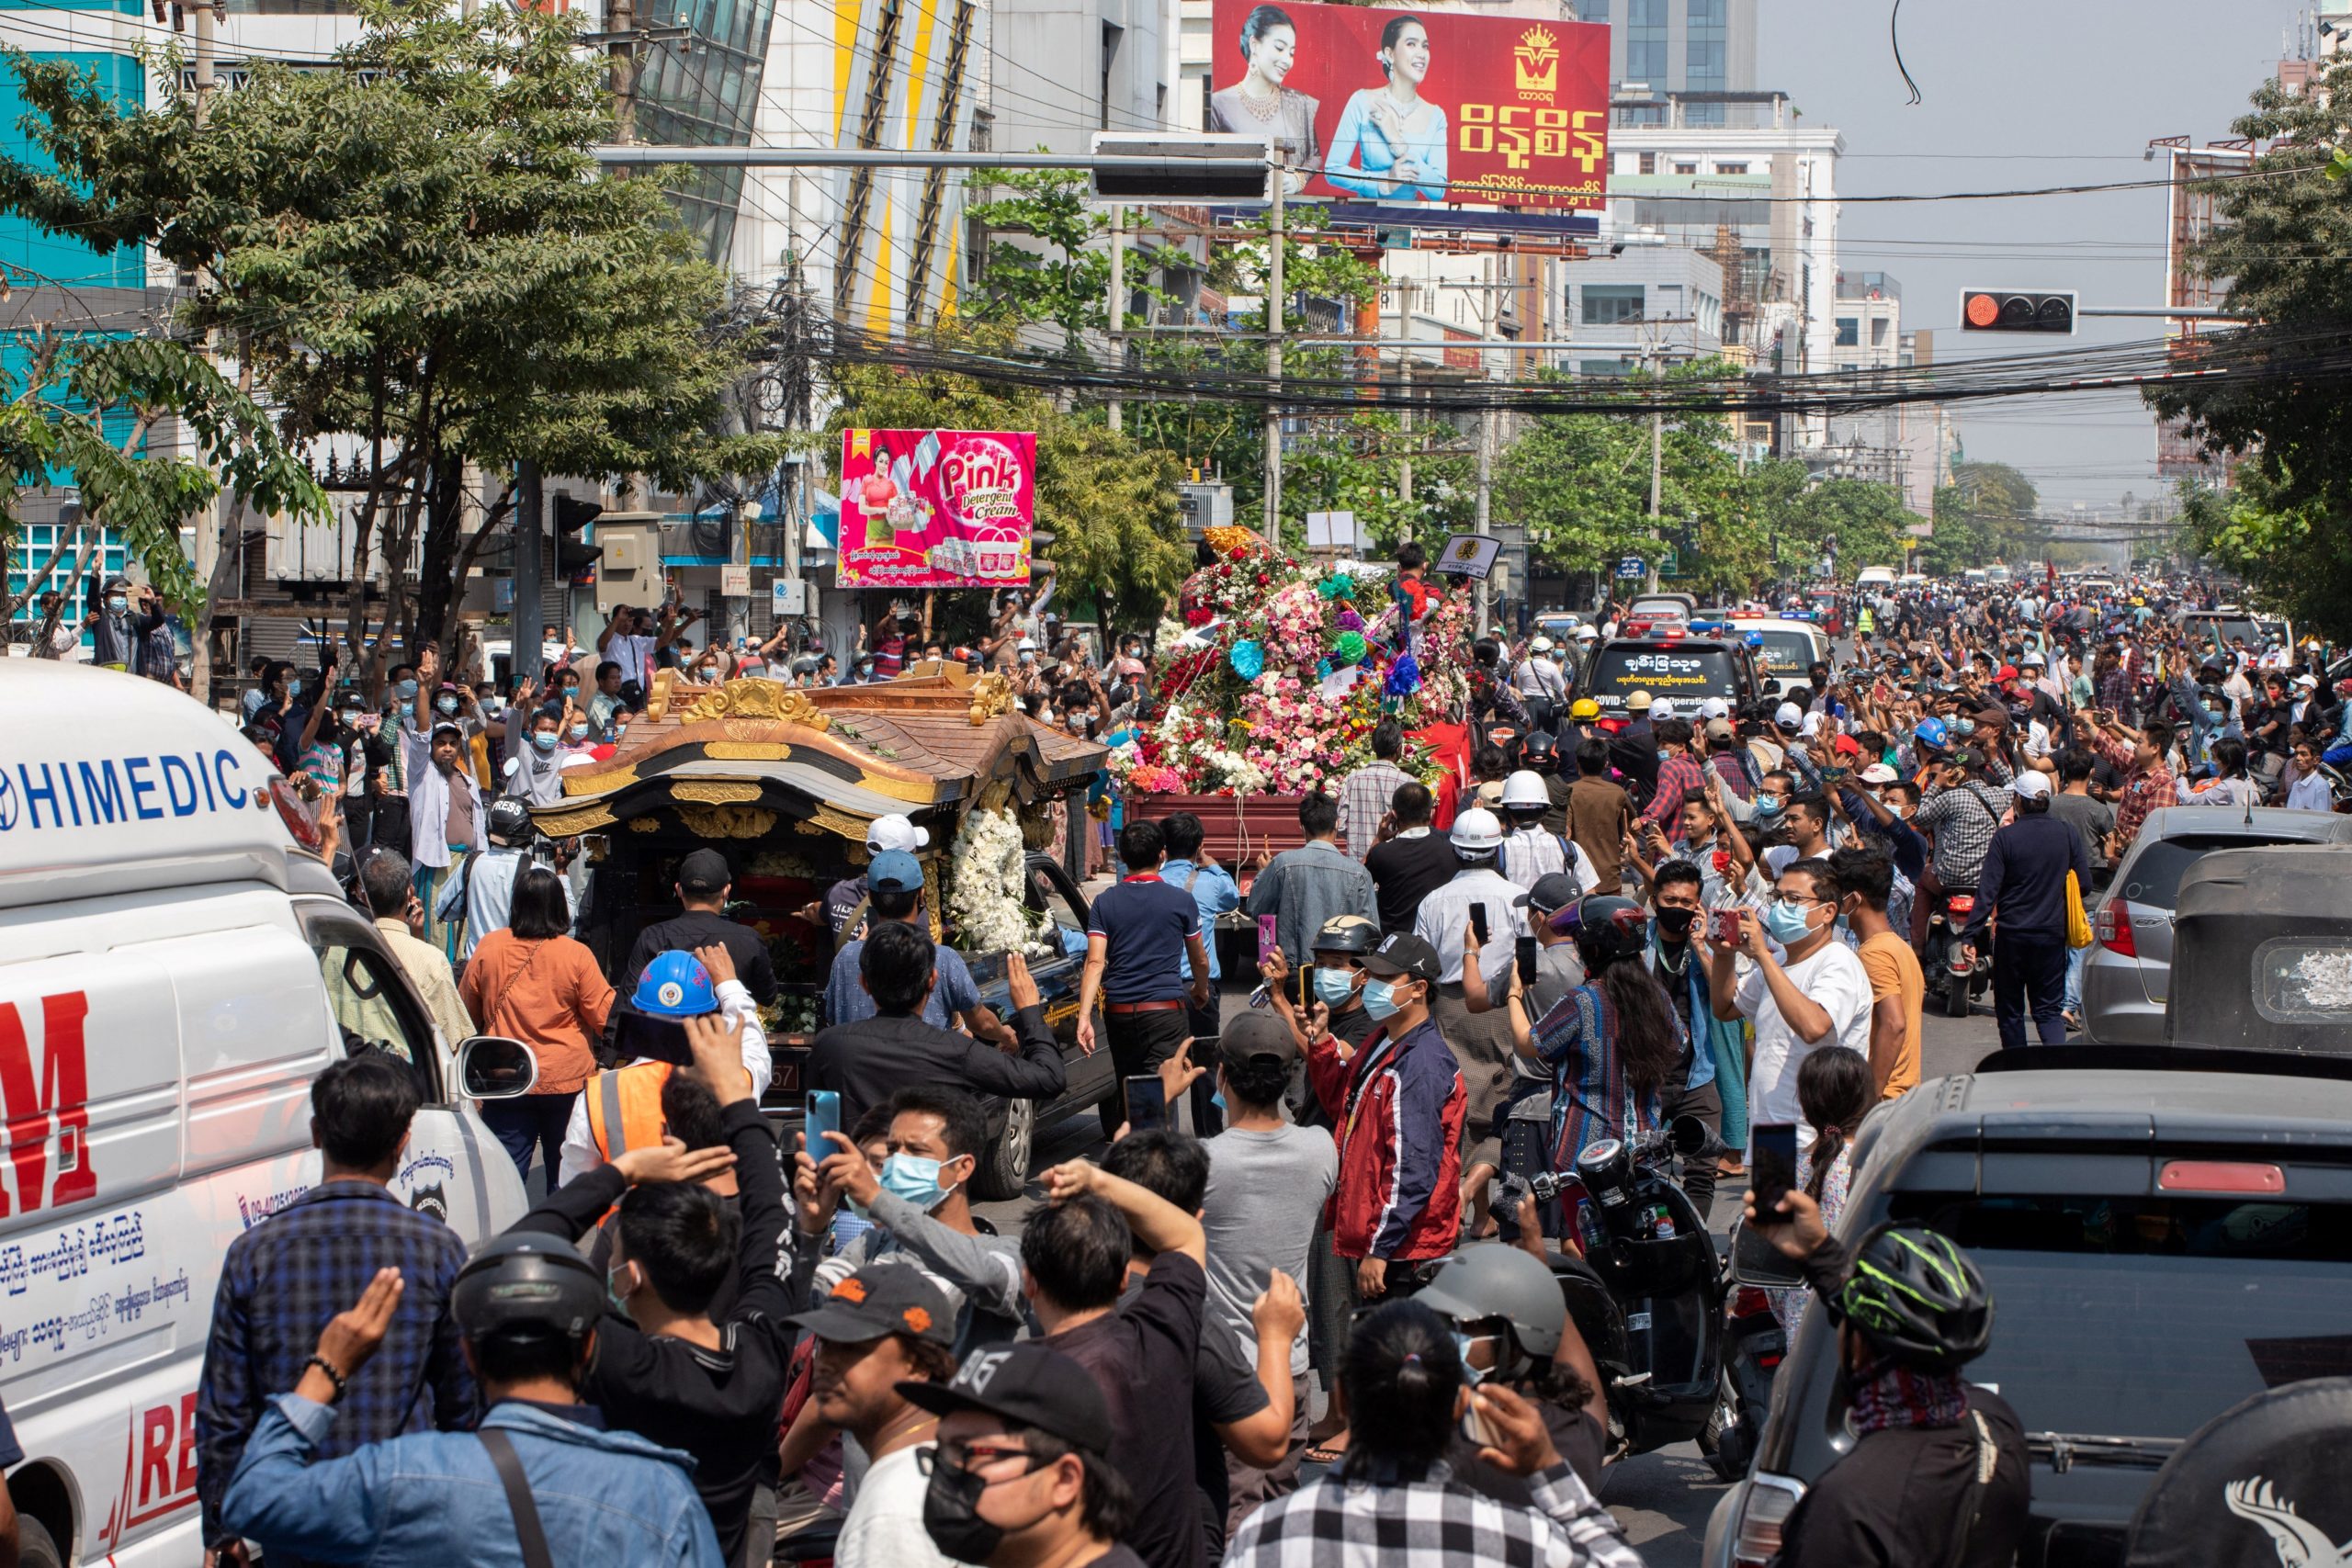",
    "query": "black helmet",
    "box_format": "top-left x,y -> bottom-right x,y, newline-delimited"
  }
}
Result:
1417,1243 -> 1566,1360
1311,914 -> 1380,957
1565,895 -> 1649,972
486,797 -> 534,846
452,1233 -> 604,1349
1521,731 -> 1557,763
1835,1223 -> 1993,1372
